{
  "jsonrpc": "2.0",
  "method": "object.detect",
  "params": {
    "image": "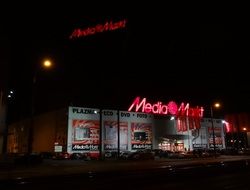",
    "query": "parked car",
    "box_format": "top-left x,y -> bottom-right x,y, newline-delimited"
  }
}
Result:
119,151 -> 130,159
153,149 -> 171,158
40,152 -> 53,159
70,153 -> 90,160
104,151 -> 118,159
52,152 -> 71,160
14,153 -> 43,165
128,149 -> 155,160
